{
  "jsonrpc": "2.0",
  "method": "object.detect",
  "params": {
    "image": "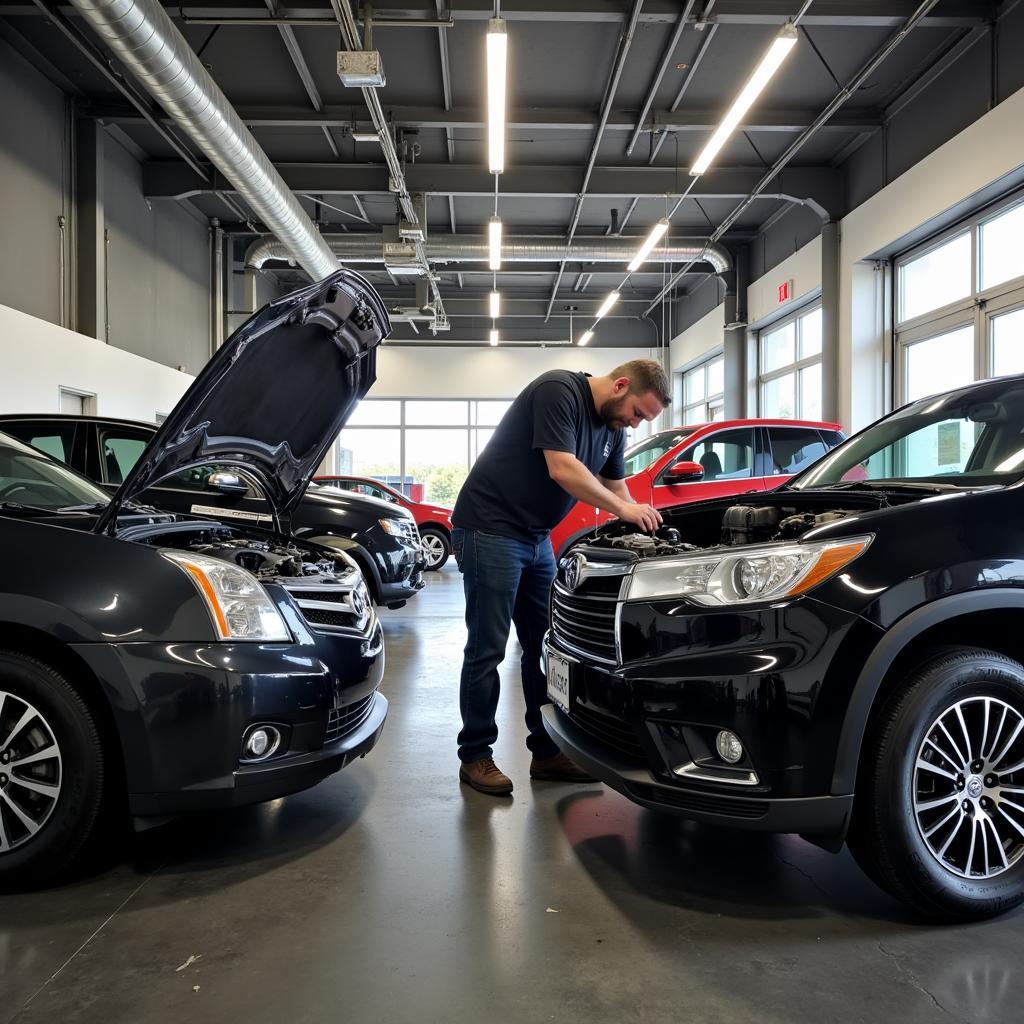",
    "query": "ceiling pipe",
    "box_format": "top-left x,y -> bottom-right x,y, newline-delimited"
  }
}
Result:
245,234 -> 733,273
67,0 -> 337,280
